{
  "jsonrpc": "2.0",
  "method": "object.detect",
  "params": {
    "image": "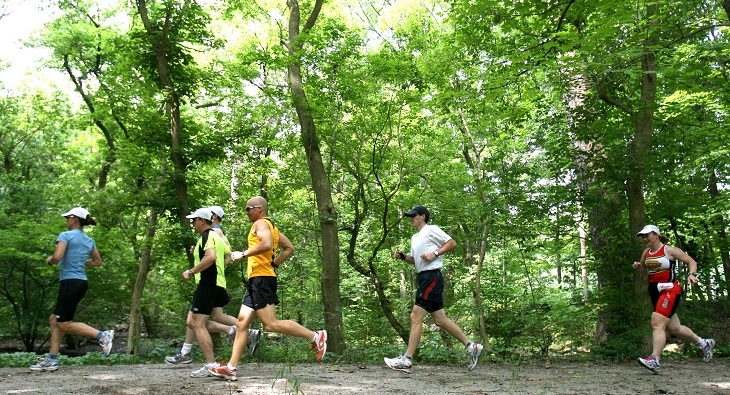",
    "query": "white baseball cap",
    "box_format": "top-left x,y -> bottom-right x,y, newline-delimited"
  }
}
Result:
209,205 -> 224,219
636,225 -> 661,236
61,207 -> 97,225
62,207 -> 90,219
186,208 -> 212,220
